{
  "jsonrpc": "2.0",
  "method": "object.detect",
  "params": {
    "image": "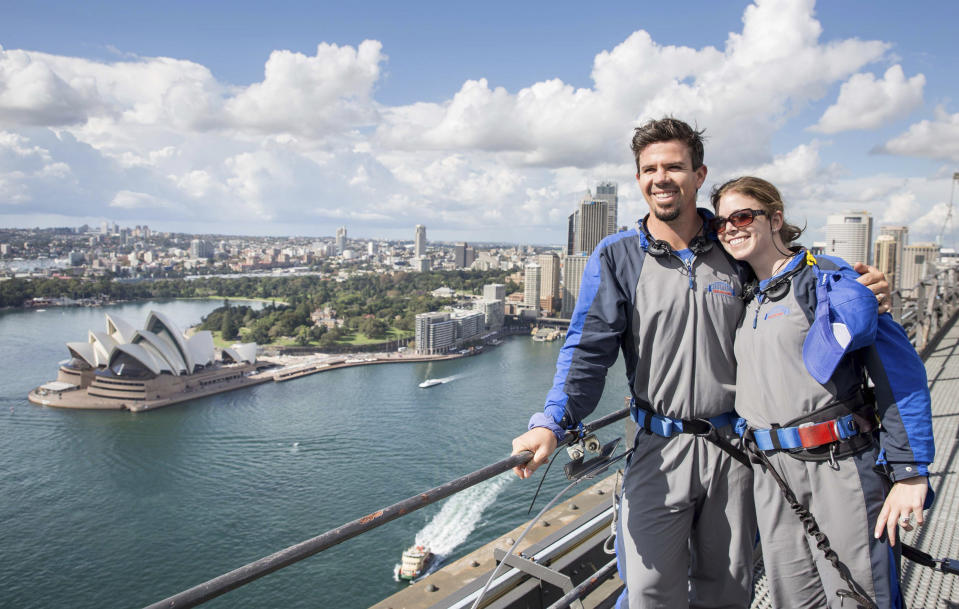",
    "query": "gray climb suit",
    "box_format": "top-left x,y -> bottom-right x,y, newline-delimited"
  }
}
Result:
530,213 -> 757,608
734,253 -> 934,609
